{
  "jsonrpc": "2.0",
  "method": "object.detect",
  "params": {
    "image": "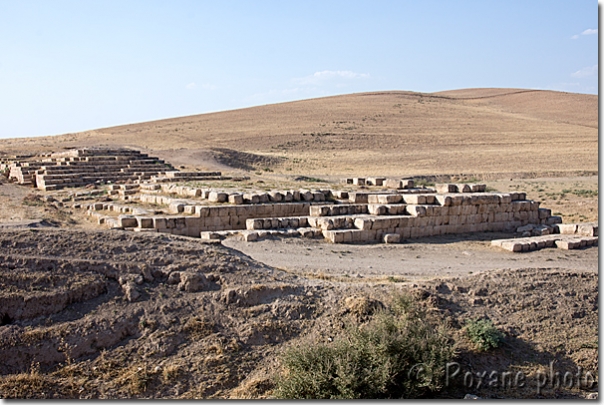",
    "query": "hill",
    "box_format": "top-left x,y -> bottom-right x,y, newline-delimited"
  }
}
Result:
0,89 -> 597,178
